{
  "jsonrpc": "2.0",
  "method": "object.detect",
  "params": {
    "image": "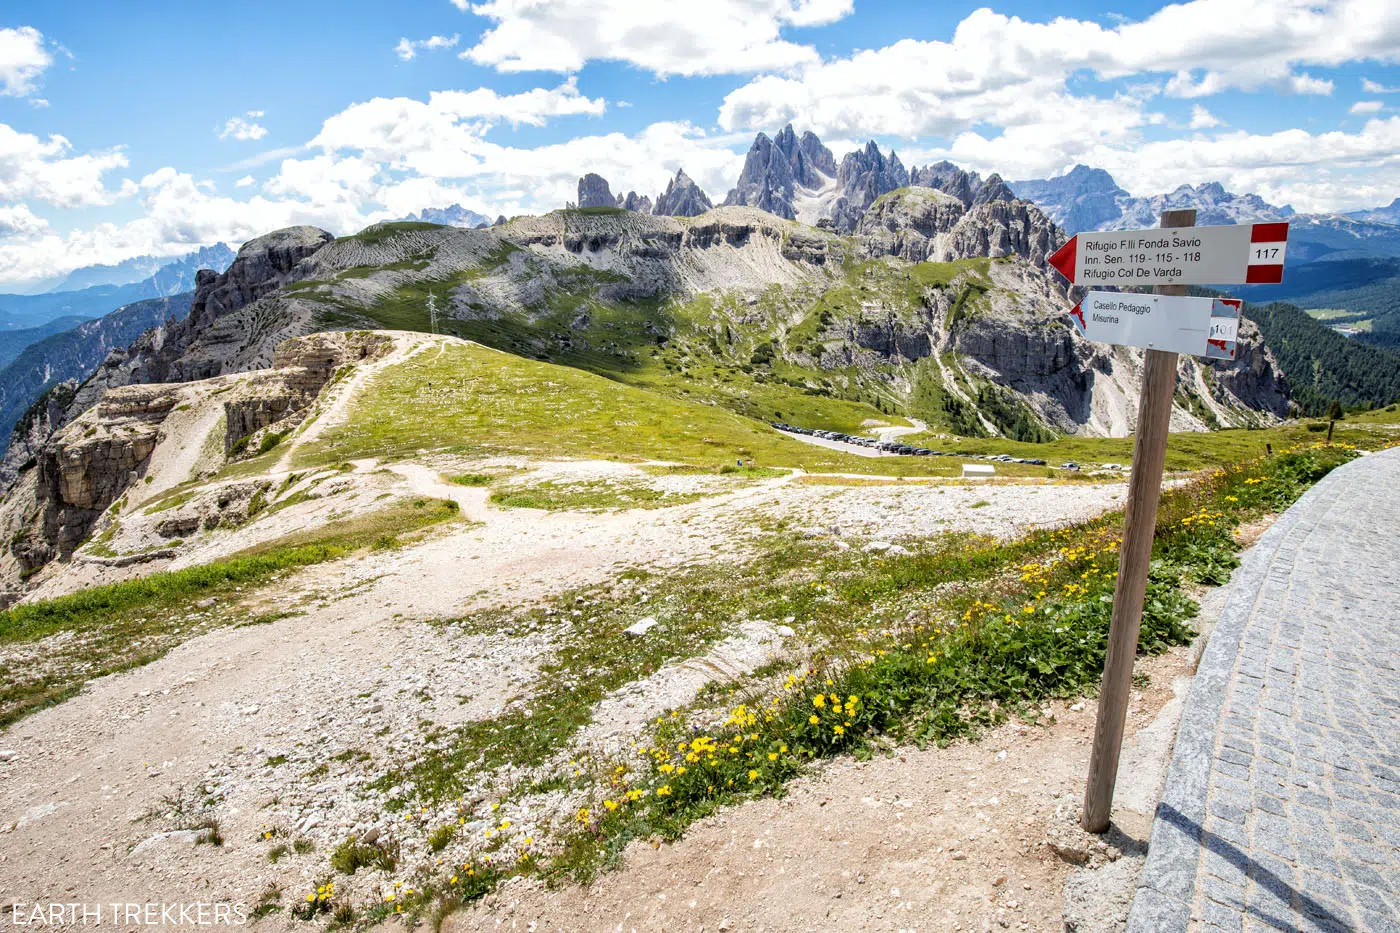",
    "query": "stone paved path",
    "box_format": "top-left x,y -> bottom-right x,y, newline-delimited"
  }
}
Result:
1129,448 -> 1400,933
